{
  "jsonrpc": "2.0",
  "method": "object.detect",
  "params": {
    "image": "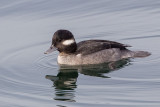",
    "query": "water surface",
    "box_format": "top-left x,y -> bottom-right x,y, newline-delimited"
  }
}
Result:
0,0 -> 160,107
